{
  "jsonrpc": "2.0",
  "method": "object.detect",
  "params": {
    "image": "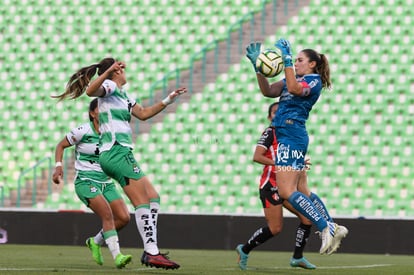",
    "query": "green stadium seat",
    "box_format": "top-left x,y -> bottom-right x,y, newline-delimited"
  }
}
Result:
3,0 -> 413,218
